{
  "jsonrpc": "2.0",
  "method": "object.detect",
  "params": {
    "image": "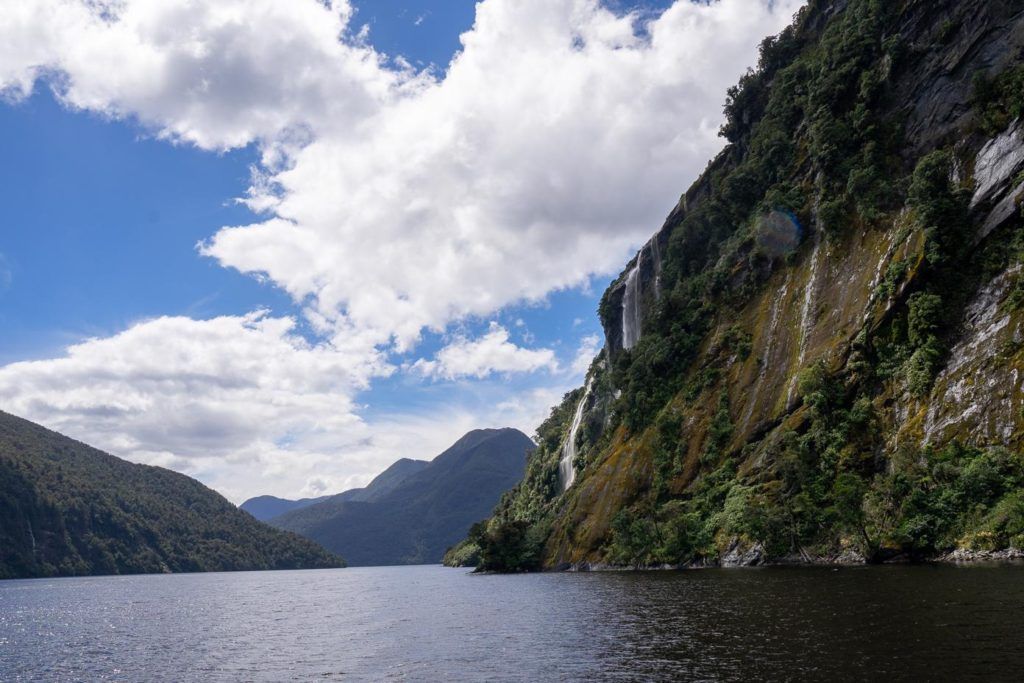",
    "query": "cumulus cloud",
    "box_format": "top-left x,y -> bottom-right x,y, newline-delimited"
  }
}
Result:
202,0 -> 805,348
0,0 -> 407,149
412,322 -> 557,380
2,0 -> 803,346
0,312 -> 391,499
0,0 -> 805,498
571,334 -> 602,376
0,312 -> 563,502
